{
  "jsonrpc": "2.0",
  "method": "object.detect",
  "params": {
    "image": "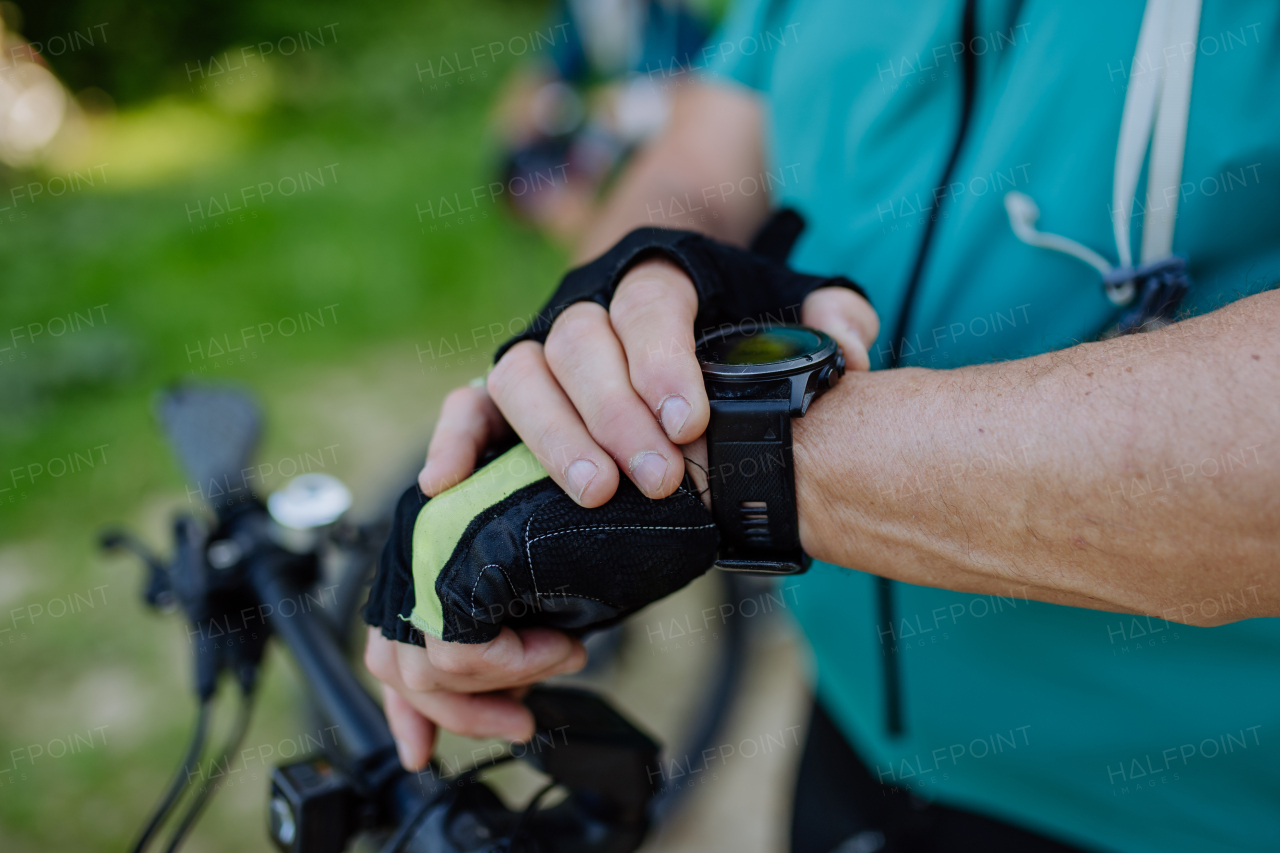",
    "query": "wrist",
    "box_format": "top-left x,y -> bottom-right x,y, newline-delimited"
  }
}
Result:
793,367 -> 936,564
792,408 -> 828,560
